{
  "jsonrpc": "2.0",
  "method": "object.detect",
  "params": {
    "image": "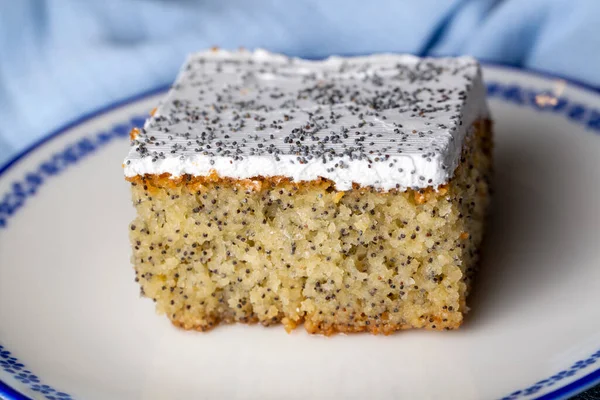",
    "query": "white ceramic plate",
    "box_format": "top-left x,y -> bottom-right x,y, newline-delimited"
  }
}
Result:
1,65 -> 599,400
